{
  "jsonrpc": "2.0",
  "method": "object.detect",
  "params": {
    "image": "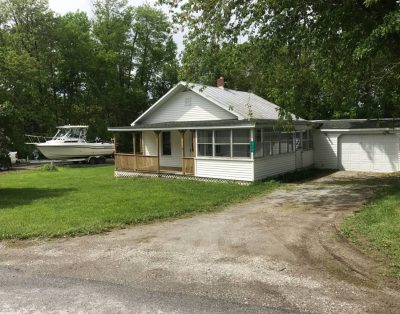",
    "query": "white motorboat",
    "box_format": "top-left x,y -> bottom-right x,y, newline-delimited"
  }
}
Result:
26,126 -> 114,160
